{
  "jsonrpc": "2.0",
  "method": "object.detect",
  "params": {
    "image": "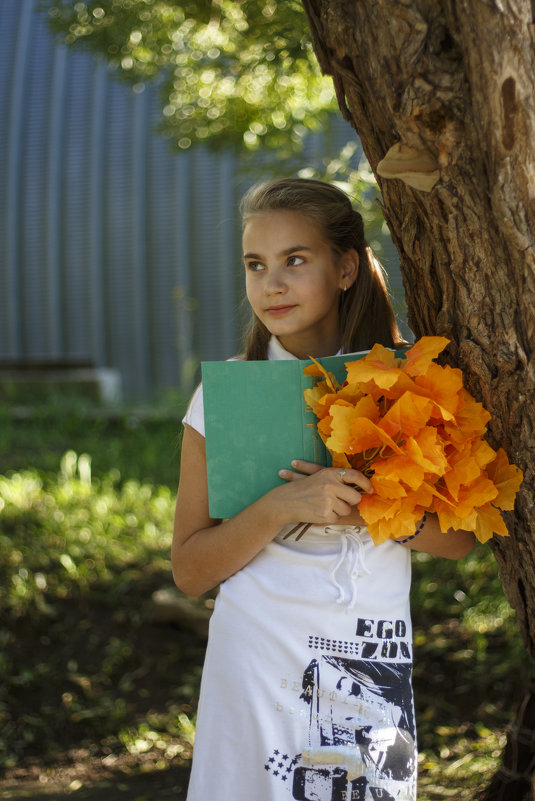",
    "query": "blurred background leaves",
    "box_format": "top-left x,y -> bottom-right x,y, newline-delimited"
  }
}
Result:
40,0 -> 337,156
